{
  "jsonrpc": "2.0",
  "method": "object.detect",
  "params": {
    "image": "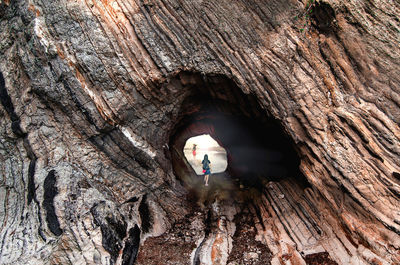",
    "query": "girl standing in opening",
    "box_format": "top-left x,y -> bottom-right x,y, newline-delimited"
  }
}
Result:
202,154 -> 211,186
